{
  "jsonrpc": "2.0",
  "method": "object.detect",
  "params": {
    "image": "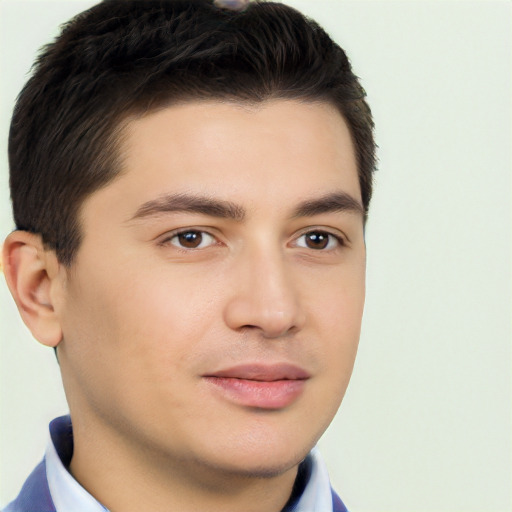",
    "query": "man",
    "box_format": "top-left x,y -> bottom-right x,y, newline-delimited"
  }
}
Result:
2,0 -> 376,511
